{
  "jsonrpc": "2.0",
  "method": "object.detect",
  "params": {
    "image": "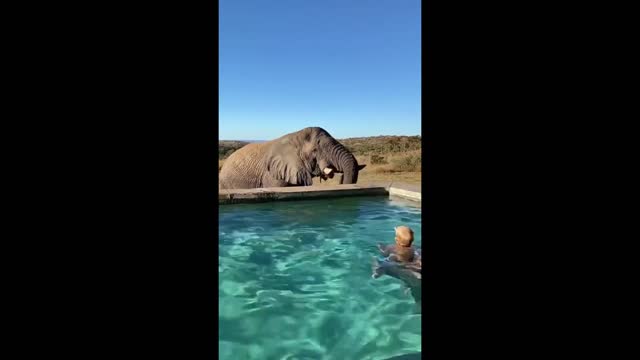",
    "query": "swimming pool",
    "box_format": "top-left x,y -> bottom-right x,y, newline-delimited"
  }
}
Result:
219,196 -> 422,360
